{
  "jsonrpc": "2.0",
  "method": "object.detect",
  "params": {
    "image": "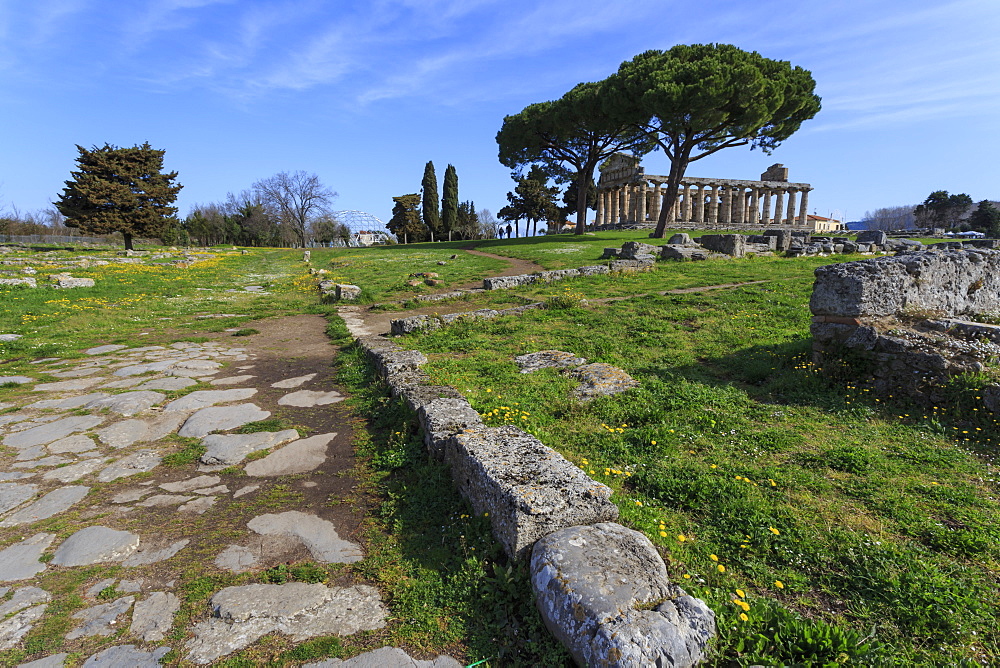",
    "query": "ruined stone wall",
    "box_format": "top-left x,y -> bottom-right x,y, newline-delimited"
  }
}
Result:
810,249 -> 1000,411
